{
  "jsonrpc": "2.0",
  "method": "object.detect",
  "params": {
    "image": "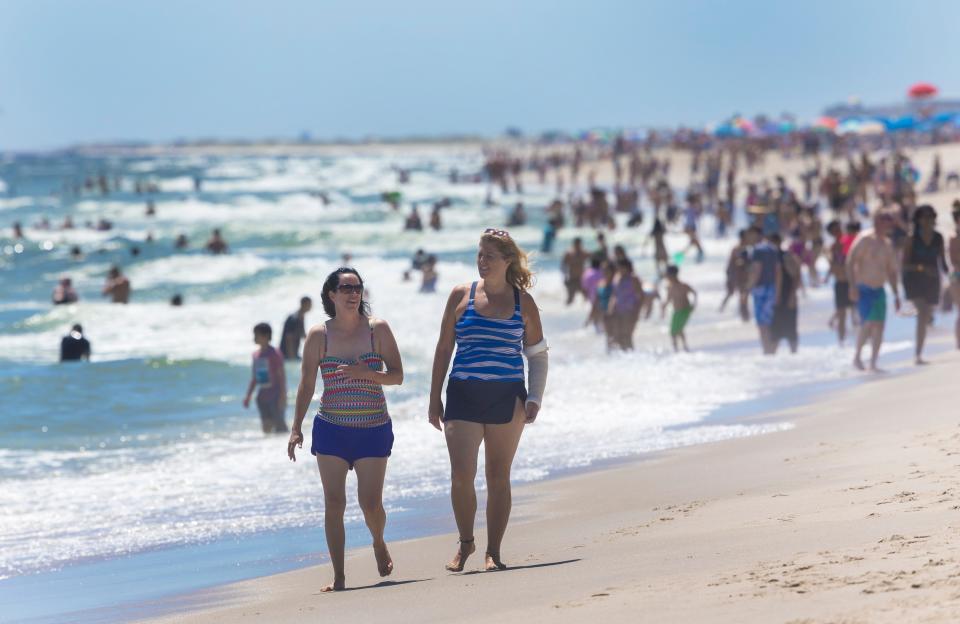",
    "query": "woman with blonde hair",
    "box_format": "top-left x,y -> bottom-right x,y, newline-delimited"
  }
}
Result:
428,228 -> 549,572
